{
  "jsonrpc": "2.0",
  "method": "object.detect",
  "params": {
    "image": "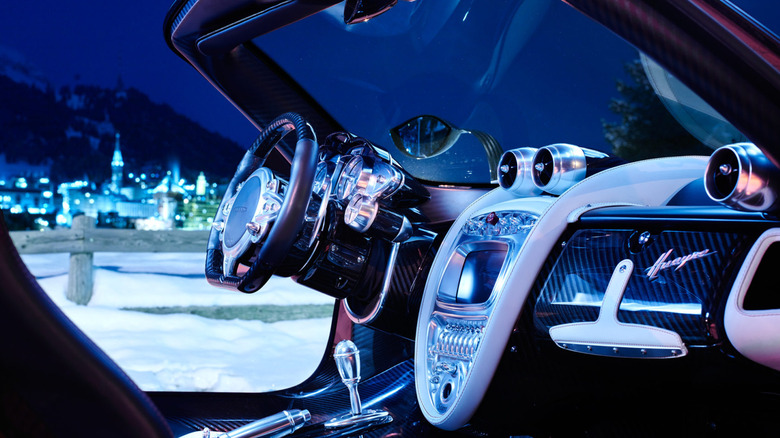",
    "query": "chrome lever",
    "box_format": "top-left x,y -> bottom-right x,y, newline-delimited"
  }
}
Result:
333,339 -> 363,416
325,340 -> 392,429
549,259 -> 688,358
179,409 -> 310,438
